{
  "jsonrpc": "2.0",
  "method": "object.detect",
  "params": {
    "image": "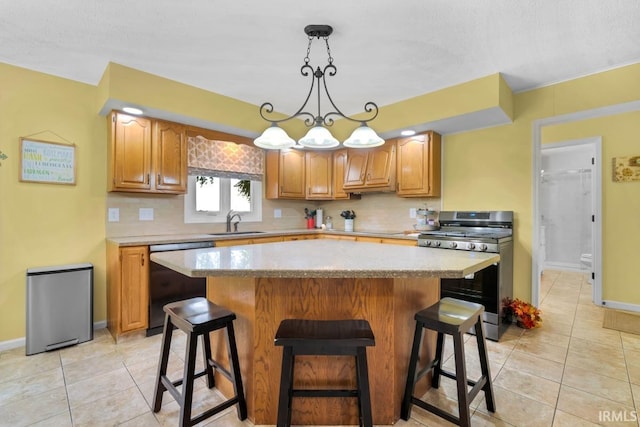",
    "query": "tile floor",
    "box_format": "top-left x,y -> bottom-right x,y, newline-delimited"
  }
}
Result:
1,270 -> 639,426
